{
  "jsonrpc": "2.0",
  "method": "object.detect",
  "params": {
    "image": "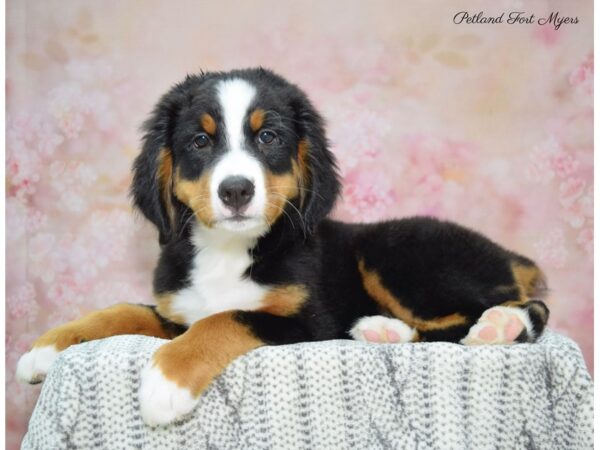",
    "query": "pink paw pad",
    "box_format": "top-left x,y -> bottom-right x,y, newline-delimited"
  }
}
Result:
505,317 -> 524,341
352,316 -> 415,344
477,325 -> 498,341
386,330 -> 401,343
361,328 -> 407,343
462,306 -> 529,345
362,330 -> 382,343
